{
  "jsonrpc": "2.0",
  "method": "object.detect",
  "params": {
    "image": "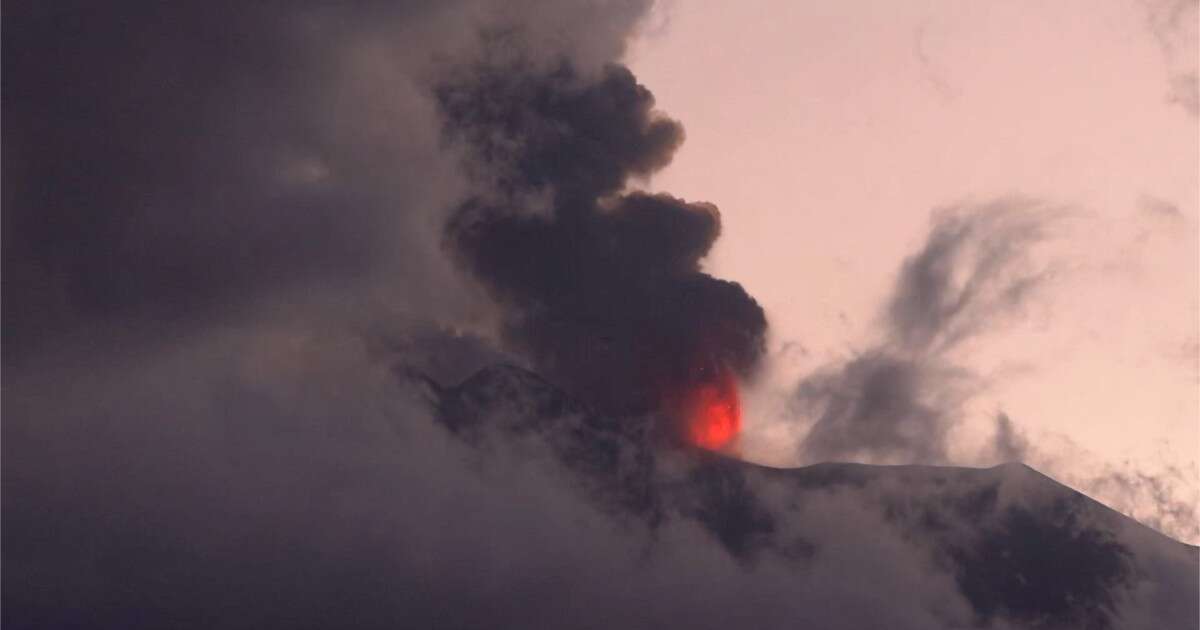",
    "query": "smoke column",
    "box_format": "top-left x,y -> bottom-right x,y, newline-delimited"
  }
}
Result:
436,36 -> 767,441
